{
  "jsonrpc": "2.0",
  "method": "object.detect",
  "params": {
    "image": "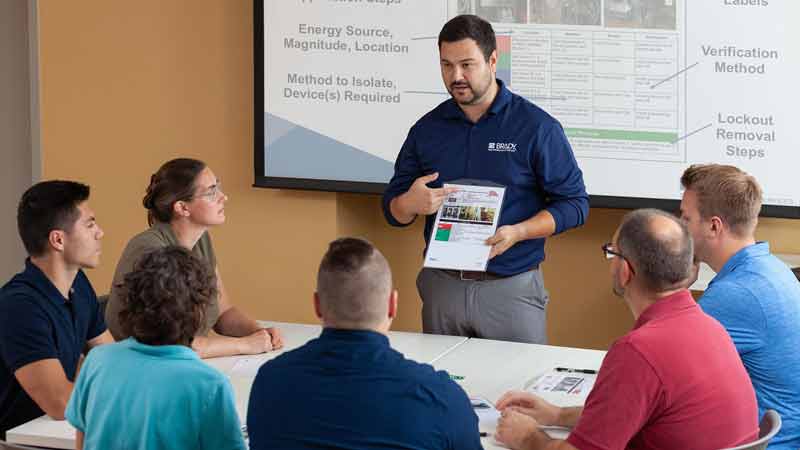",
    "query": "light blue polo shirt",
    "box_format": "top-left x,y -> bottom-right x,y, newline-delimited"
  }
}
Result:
700,242 -> 800,450
66,338 -> 246,450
